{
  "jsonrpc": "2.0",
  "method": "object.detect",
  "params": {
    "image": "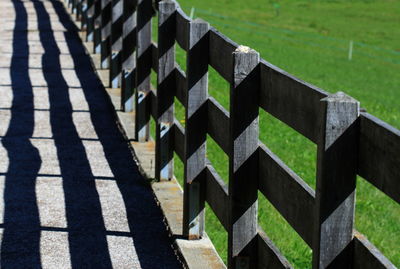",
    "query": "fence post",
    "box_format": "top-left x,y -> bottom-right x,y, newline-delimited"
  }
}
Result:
182,18 -> 210,239
75,0 -> 83,21
313,92 -> 360,268
228,46 -> 260,269
80,0 -> 87,31
71,0 -> 77,14
120,0 -> 137,111
135,0 -> 153,141
85,0 -> 95,41
93,0 -> 102,53
101,0 -> 112,69
109,0 -> 123,88
155,0 -> 176,181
